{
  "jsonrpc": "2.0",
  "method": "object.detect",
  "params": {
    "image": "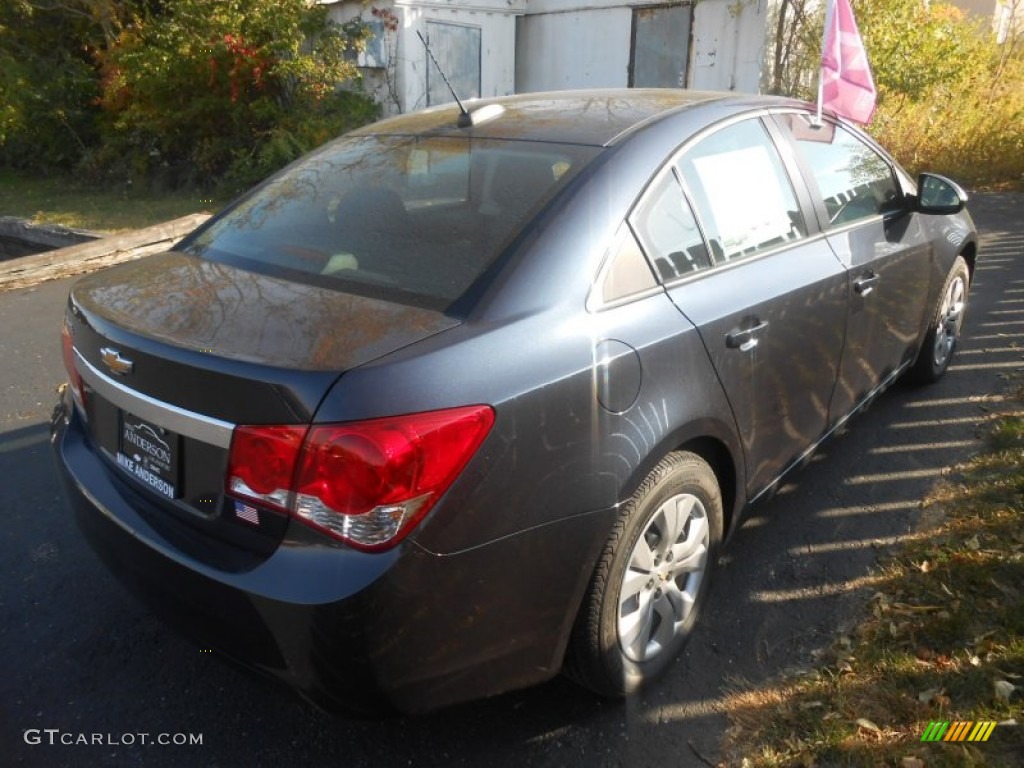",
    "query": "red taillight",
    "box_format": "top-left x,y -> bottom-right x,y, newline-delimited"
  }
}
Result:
226,425 -> 306,511
61,318 -> 86,410
226,406 -> 494,552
